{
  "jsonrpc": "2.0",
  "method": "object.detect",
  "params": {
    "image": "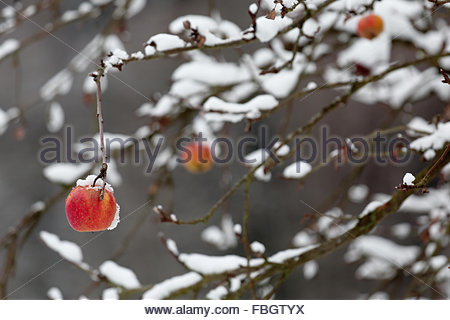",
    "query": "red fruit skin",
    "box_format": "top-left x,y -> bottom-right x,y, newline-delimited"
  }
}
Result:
65,186 -> 117,232
179,142 -> 213,173
357,14 -> 384,40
